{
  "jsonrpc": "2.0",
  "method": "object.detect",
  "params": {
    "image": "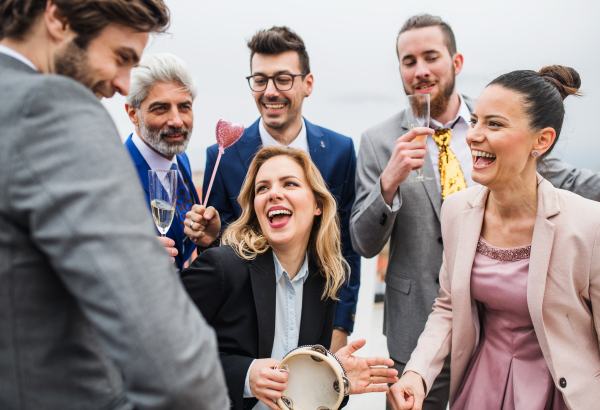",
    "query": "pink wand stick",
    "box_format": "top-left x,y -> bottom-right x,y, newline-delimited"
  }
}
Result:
203,148 -> 223,207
